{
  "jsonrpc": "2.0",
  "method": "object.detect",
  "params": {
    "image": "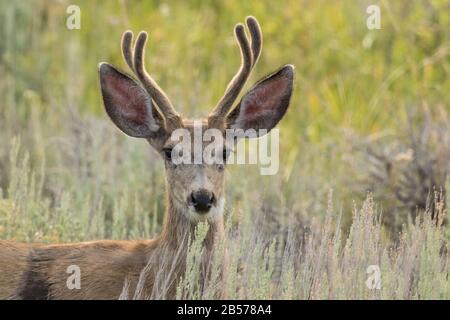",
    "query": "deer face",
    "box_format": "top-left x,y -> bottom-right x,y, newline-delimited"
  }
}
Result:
159,121 -> 228,221
99,17 -> 294,222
